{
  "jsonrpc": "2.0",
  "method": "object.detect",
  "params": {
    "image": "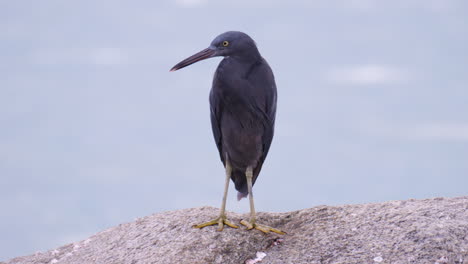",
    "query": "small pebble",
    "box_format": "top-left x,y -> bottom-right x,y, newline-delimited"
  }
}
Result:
373,256 -> 383,262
